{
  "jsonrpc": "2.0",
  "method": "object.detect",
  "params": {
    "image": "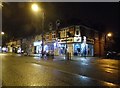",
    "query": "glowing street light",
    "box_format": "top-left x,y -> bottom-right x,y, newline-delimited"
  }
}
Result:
104,32 -> 113,55
1,32 -> 4,35
107,32 -> 112,37
31,3 -> 39,12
